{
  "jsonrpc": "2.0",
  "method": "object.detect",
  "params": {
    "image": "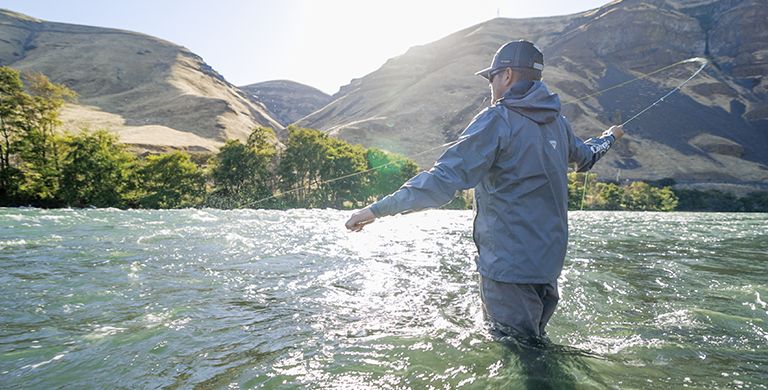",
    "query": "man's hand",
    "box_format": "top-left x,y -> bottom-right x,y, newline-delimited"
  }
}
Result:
345,207 -> 376,232
603,125 -> 624,141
